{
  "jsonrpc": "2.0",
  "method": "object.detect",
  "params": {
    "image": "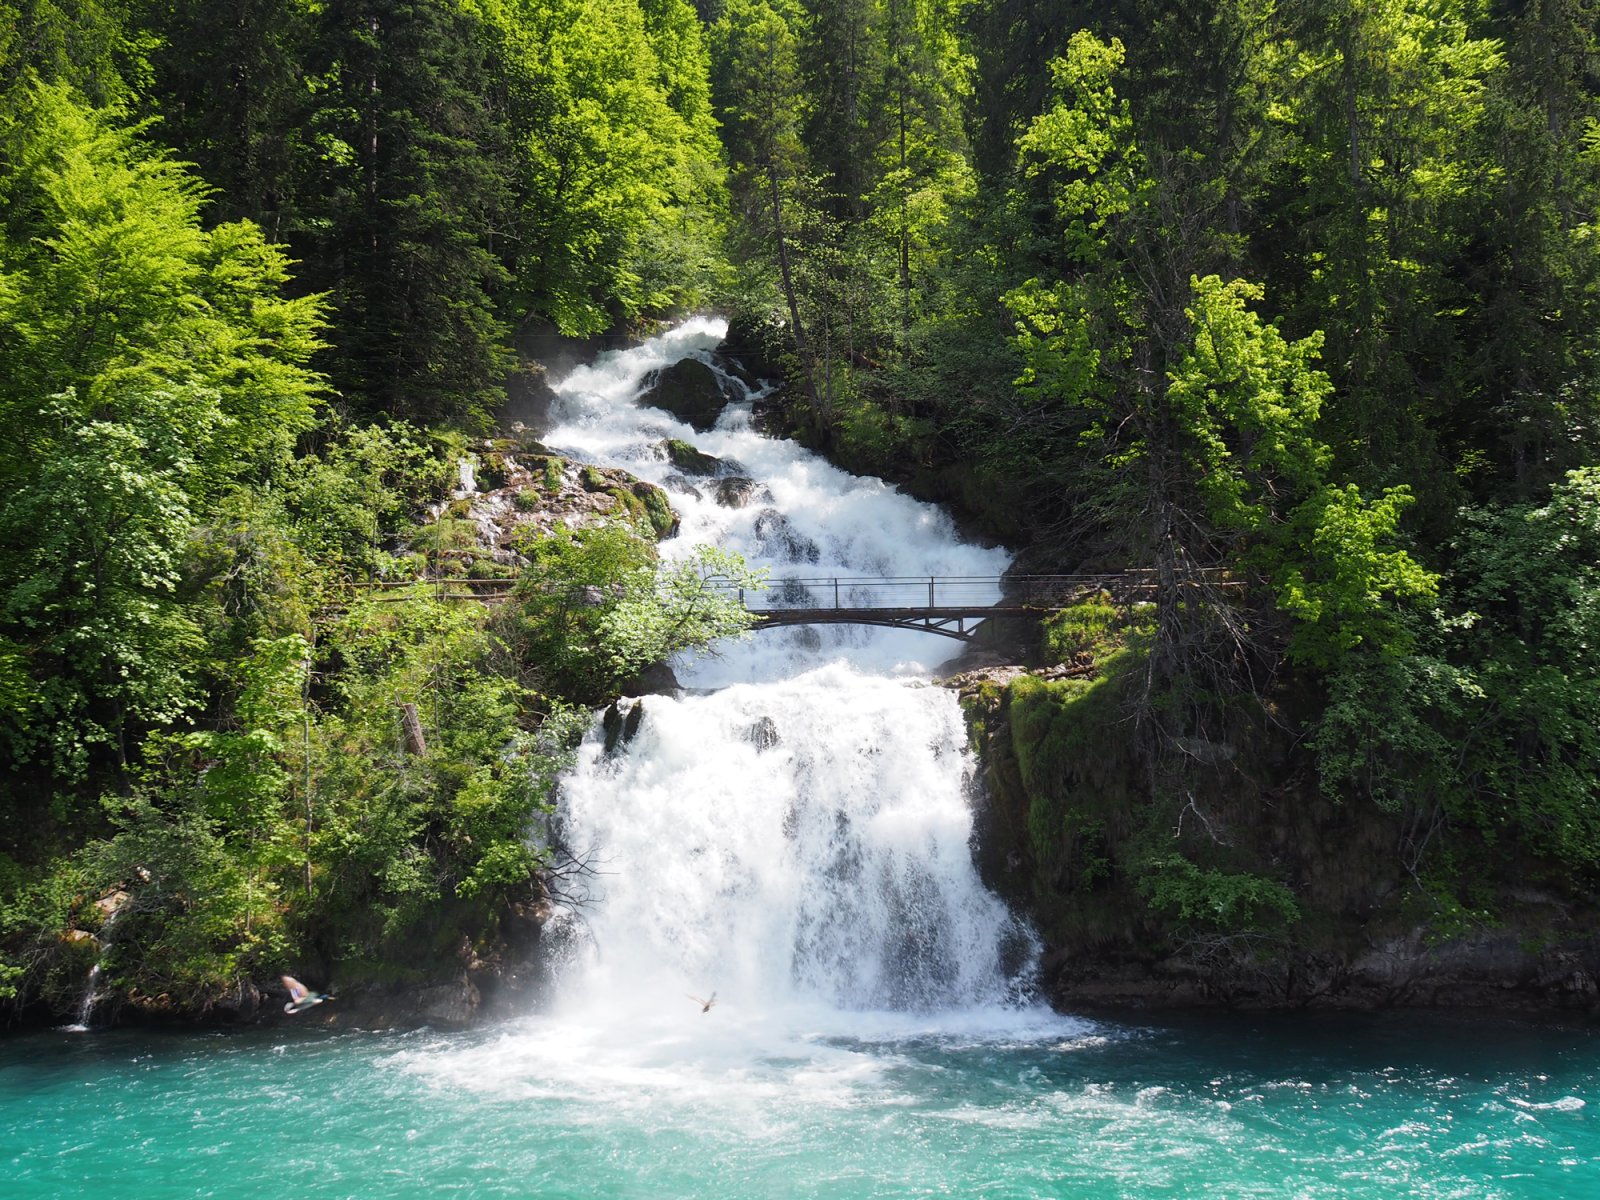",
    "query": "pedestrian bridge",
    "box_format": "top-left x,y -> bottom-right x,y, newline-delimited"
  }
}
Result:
708,572 -> 1227,641
351,570 -> 1235,642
